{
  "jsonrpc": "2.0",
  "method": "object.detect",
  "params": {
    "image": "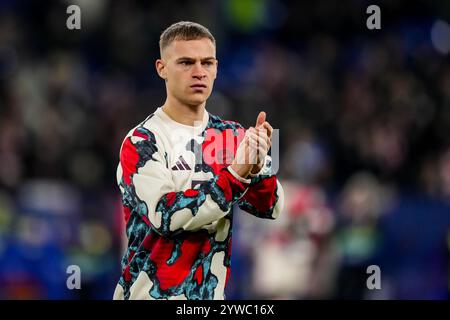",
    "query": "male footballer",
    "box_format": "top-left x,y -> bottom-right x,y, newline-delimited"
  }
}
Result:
113,21 -> 284,300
